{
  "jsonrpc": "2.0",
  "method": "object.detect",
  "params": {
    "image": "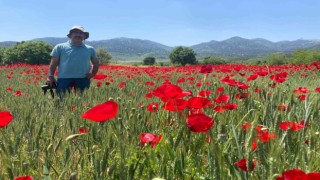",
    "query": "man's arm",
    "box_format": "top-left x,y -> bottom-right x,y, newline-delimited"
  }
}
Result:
86,57 -> 100,79
46,57 -> 59,87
